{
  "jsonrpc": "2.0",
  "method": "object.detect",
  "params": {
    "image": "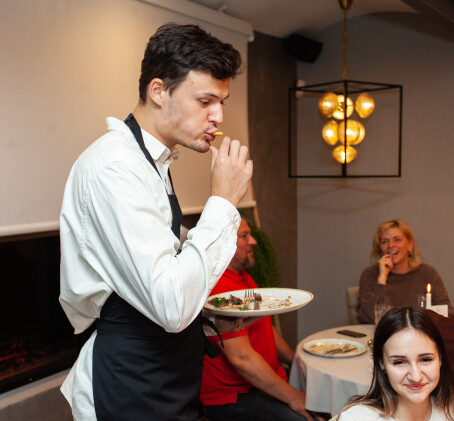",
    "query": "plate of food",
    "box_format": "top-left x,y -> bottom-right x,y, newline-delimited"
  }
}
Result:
303,338 -> 367,358
204,288 -> 313,317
